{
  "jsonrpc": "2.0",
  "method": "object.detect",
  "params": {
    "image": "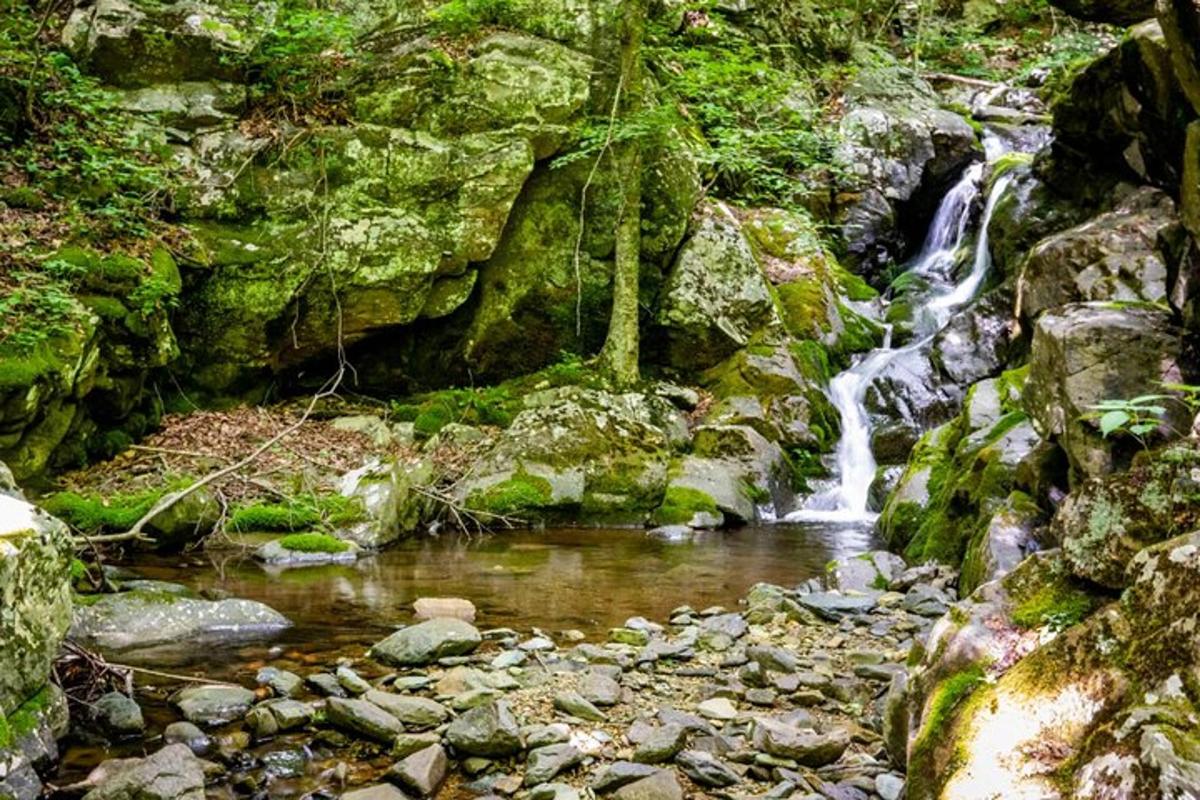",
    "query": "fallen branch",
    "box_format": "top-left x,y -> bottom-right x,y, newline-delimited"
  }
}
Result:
922,72 -> 1004,89
107,663 -> 240,687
